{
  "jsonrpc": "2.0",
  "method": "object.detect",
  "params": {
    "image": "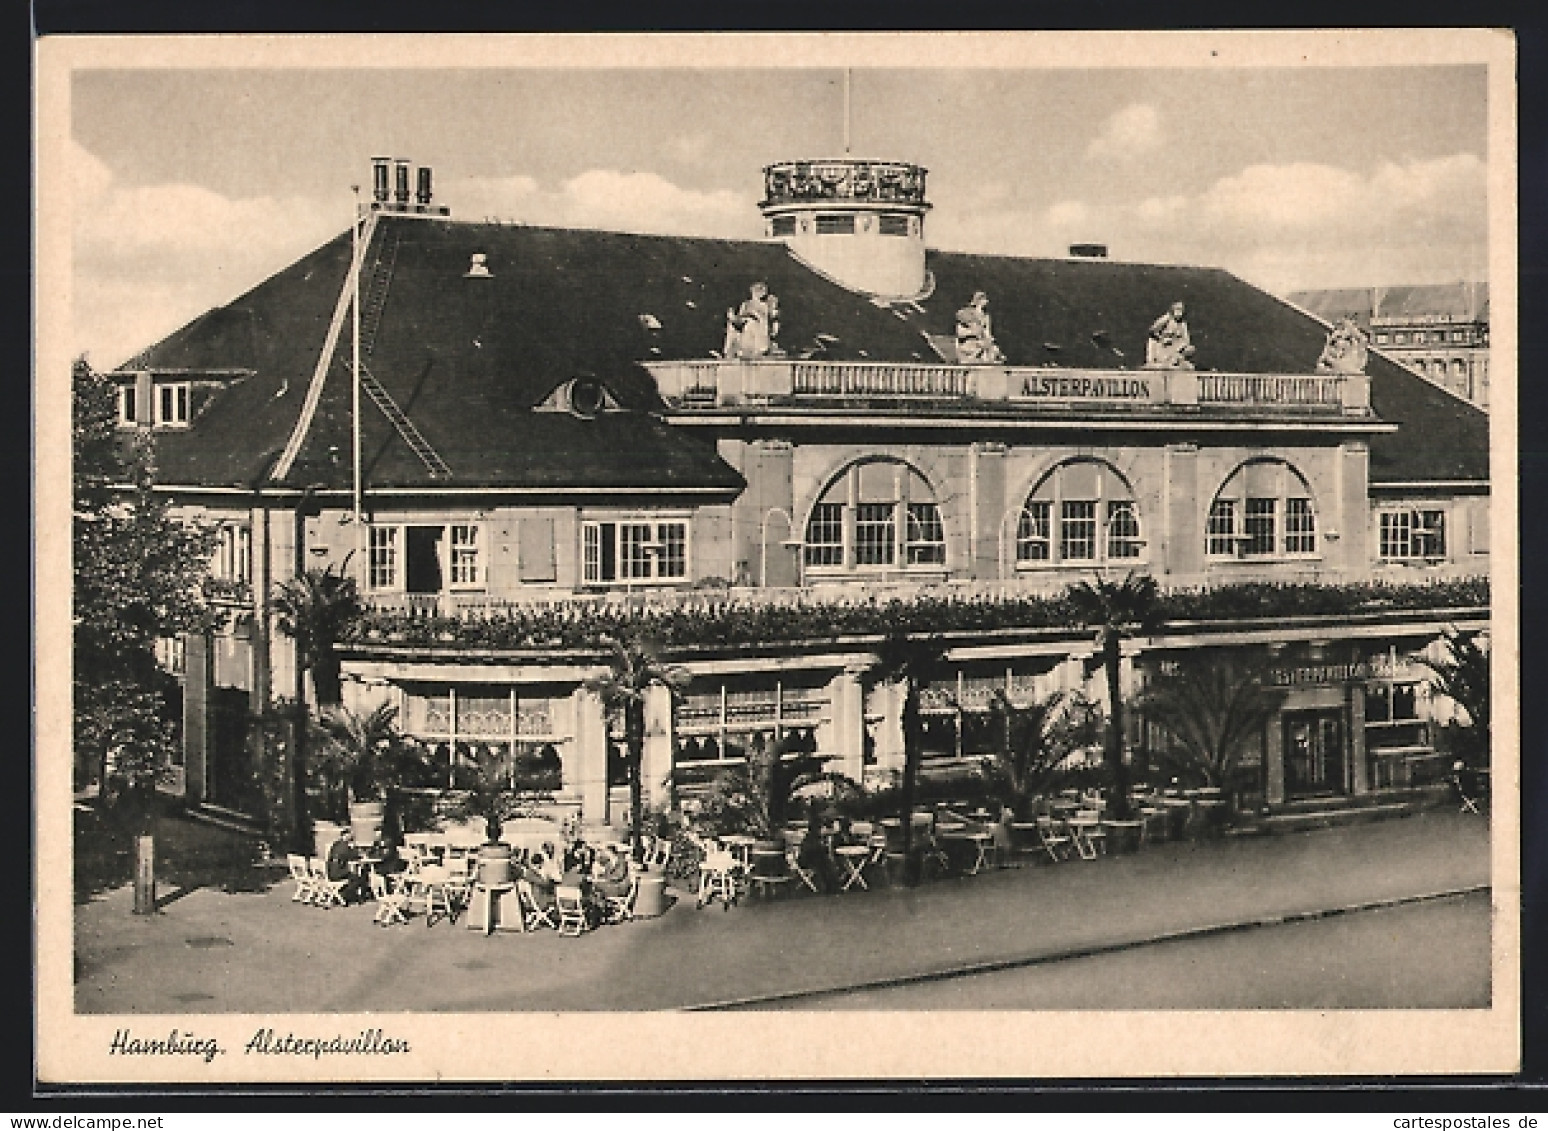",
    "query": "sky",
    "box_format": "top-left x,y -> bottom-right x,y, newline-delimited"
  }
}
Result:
68,63 -> 1490,369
